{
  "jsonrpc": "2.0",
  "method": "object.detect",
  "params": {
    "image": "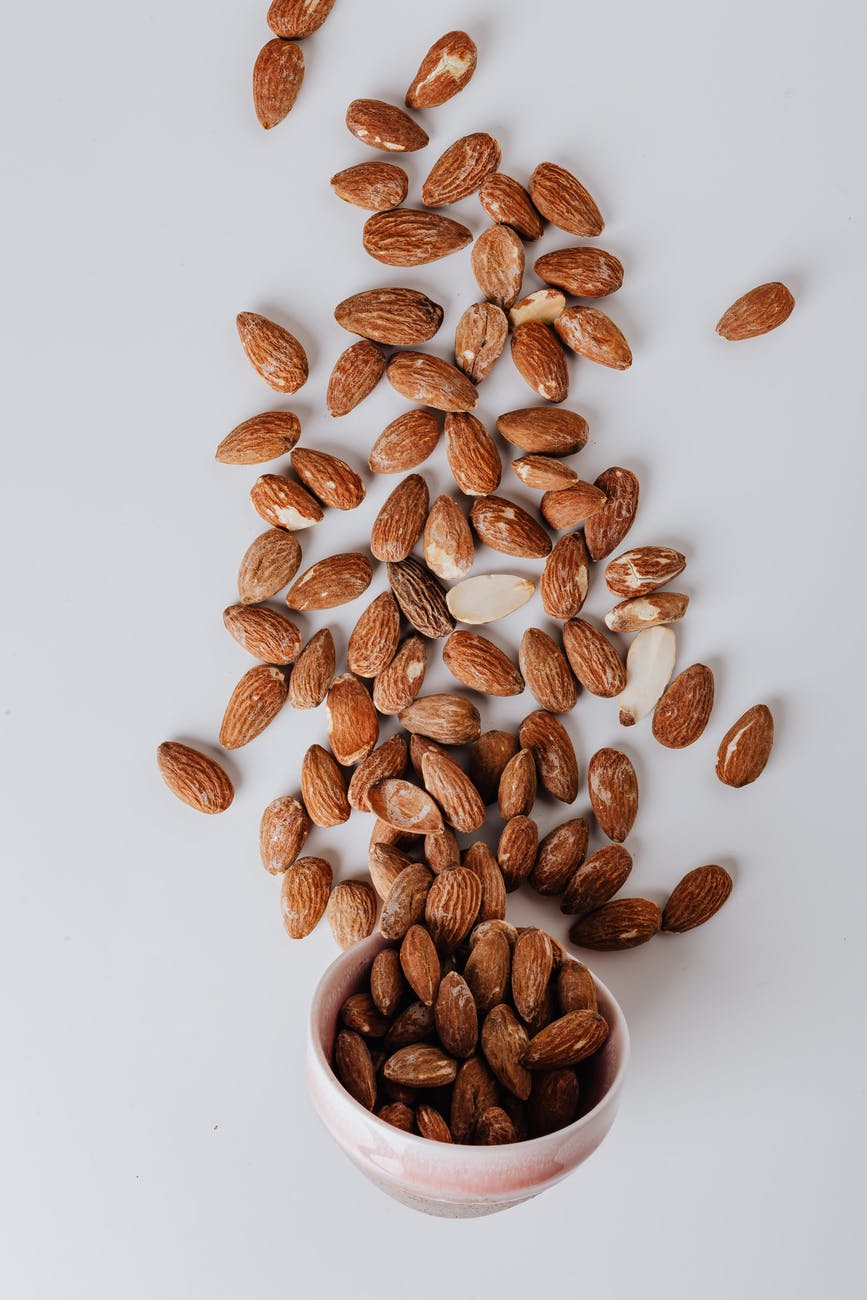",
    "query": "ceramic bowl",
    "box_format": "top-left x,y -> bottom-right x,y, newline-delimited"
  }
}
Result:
306,932 -> 630,1217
